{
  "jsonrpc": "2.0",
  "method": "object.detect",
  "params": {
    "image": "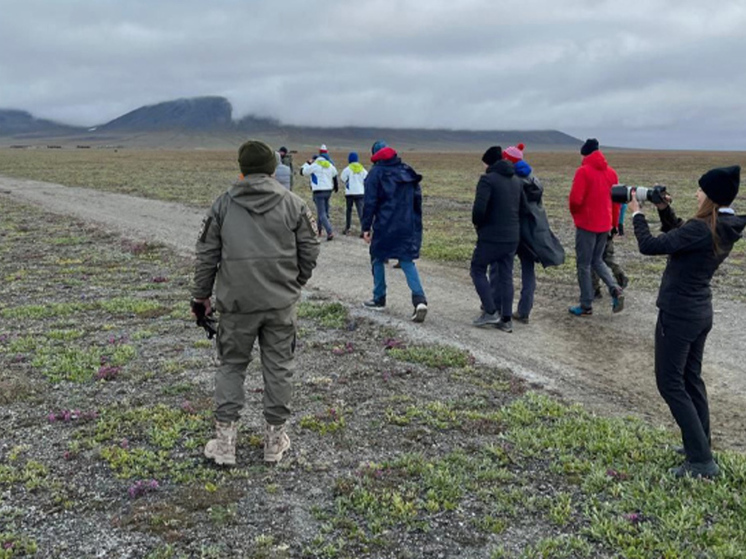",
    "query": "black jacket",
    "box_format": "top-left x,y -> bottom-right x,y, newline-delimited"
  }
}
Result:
472,160 -> 524,245
517,176 -> 566,267
633,206 -> 746,319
